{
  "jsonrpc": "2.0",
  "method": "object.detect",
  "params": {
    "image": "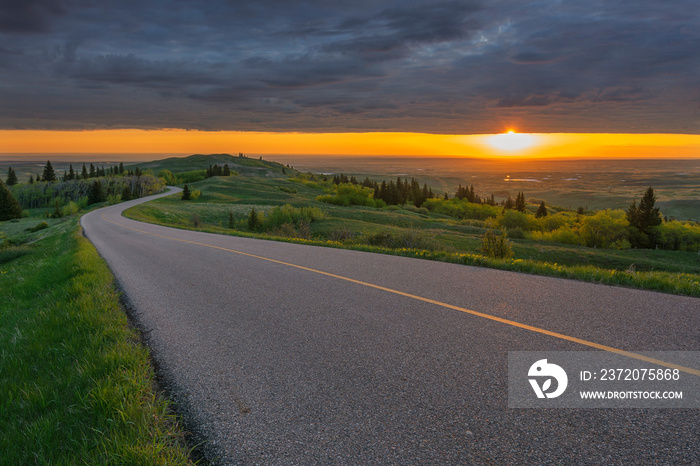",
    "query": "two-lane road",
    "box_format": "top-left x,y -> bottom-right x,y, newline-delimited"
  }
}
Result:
82,189 -> 700,464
